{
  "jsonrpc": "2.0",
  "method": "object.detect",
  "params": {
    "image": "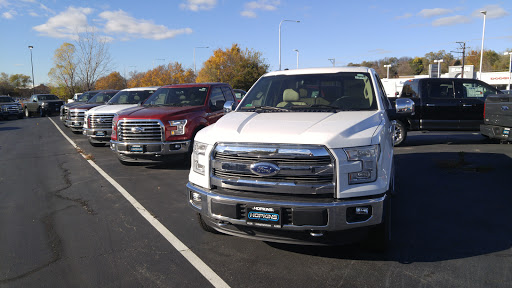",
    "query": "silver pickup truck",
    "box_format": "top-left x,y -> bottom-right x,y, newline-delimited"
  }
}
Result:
480,94 -> 512,143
